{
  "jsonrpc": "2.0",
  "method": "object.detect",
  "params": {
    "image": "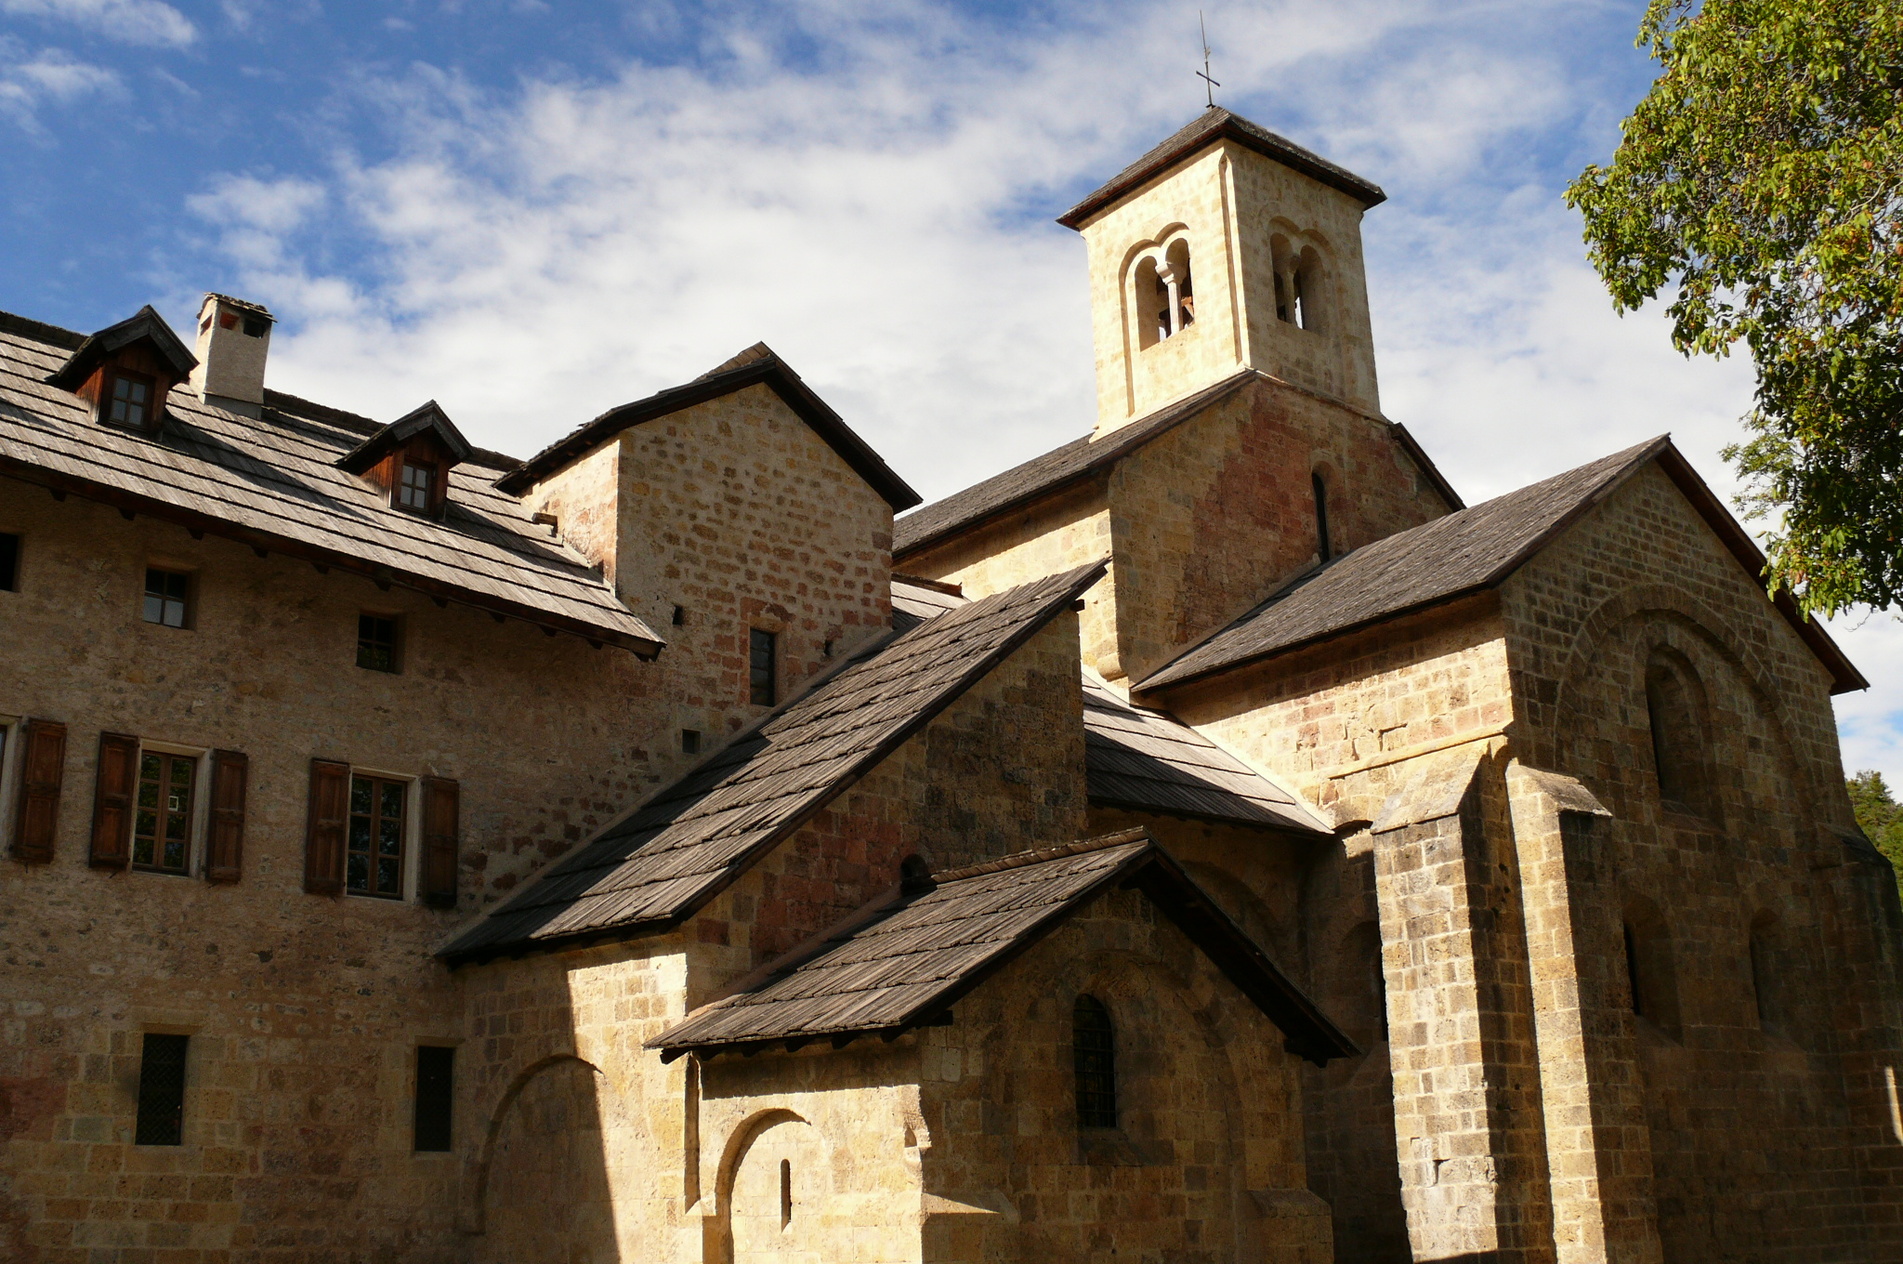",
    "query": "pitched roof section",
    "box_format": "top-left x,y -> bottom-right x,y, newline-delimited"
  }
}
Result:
1138,438 -> 1866,695
439,562 -> 1109,965
0,311 -> 661,654
1083,673 -> 1330,833
890,574 -> 967,633
493,343 -> 920,510
649,830 -> 1357,1065
1057,108 -> 1386,231
44,306 -> 196,390
336,399 -> 474,474
893,370 -> 1259,558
